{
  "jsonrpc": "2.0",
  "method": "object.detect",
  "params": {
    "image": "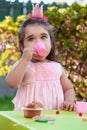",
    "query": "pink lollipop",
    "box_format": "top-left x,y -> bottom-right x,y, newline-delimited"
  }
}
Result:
34,42 -> 46,56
